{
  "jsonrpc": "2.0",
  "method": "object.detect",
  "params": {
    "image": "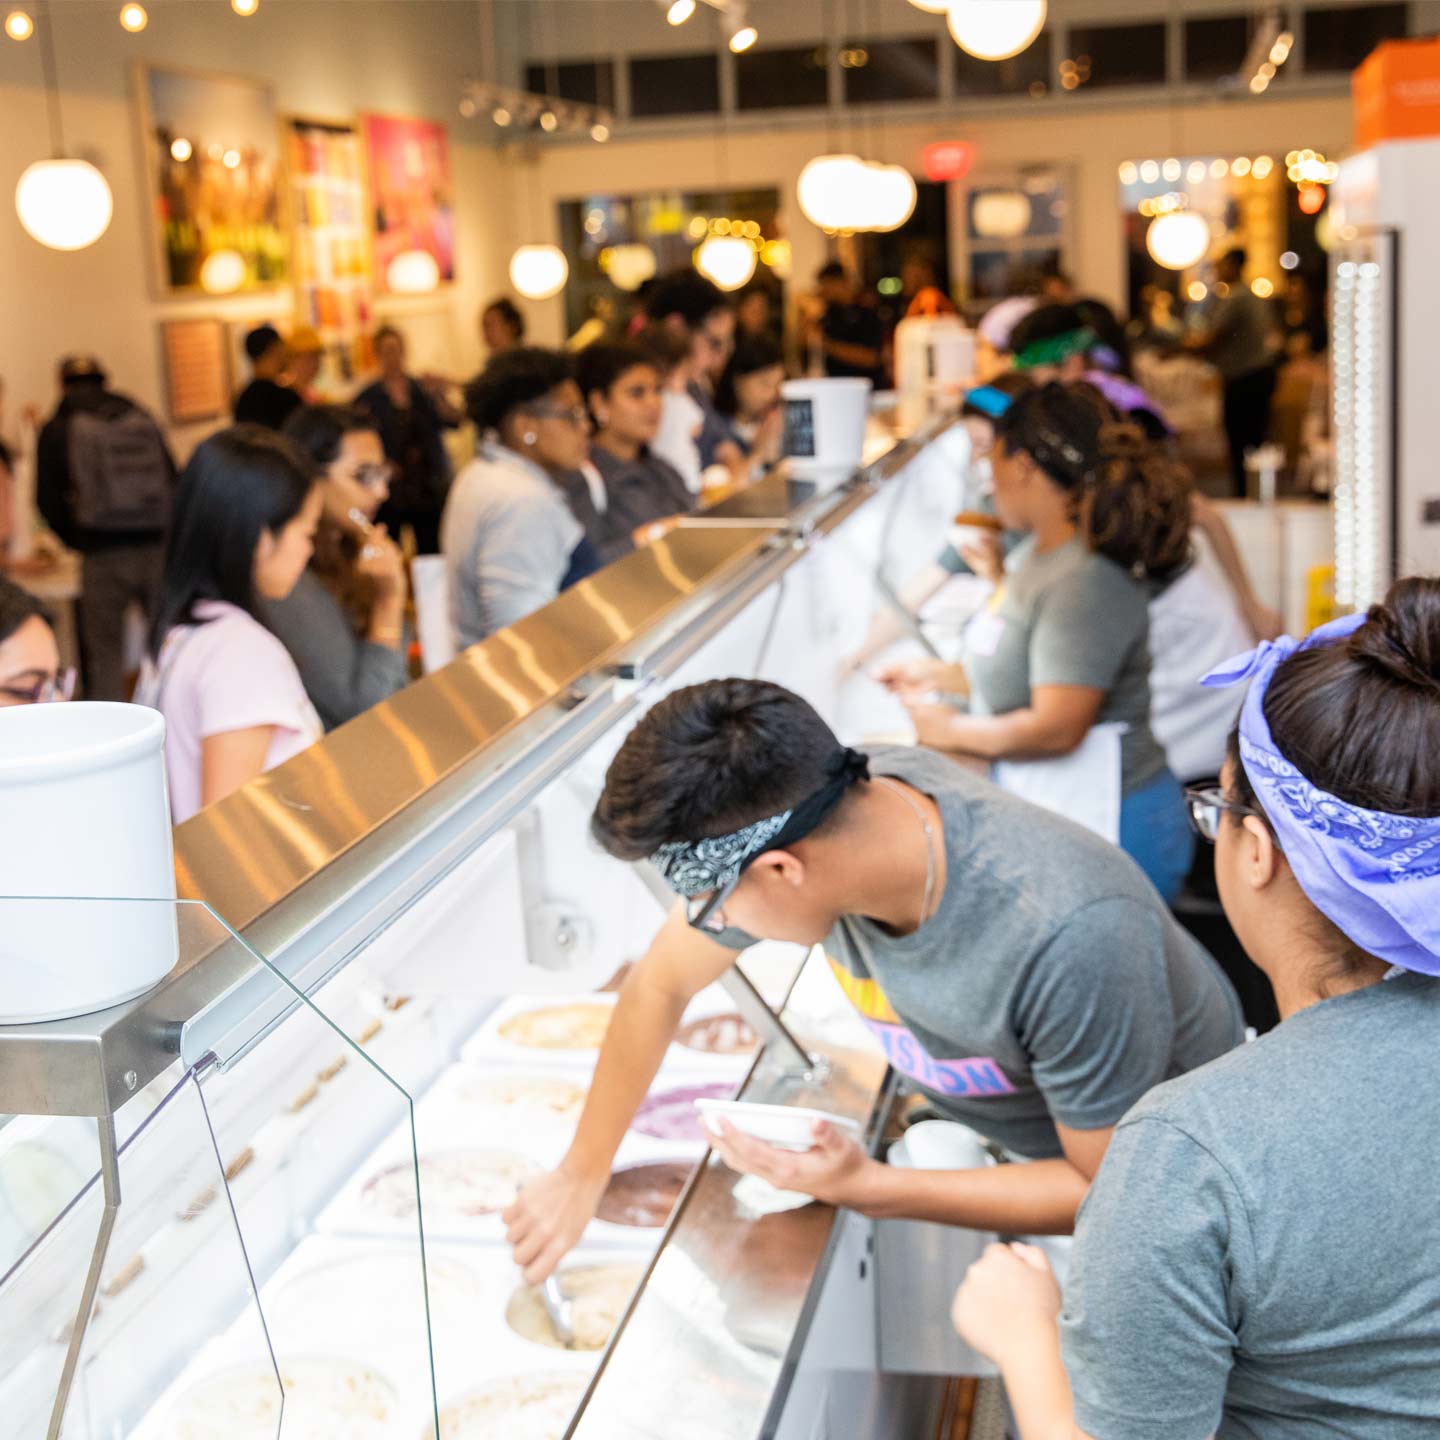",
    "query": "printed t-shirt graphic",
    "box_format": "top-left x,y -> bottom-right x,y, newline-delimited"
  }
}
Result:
827,957 -> 1017,1099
